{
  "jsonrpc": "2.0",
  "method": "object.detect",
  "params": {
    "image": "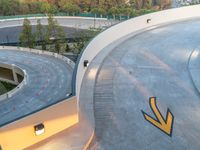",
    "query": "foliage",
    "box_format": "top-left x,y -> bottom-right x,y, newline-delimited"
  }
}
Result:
19,18 -> 35,48
62,2 -> 81,15
35,19 -> 46,50
45,14 -> 66,53
0,0 -> 172,17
